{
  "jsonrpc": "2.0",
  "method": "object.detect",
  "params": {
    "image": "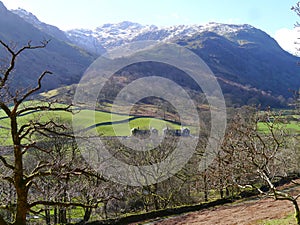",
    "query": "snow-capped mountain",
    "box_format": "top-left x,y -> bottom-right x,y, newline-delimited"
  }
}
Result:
12,8 -> 70,43
66,21 -> 257,50
11,8 -> 273,54
66,21 -> 156,49
9,7 -> 300,107
12,8 -> 106,55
